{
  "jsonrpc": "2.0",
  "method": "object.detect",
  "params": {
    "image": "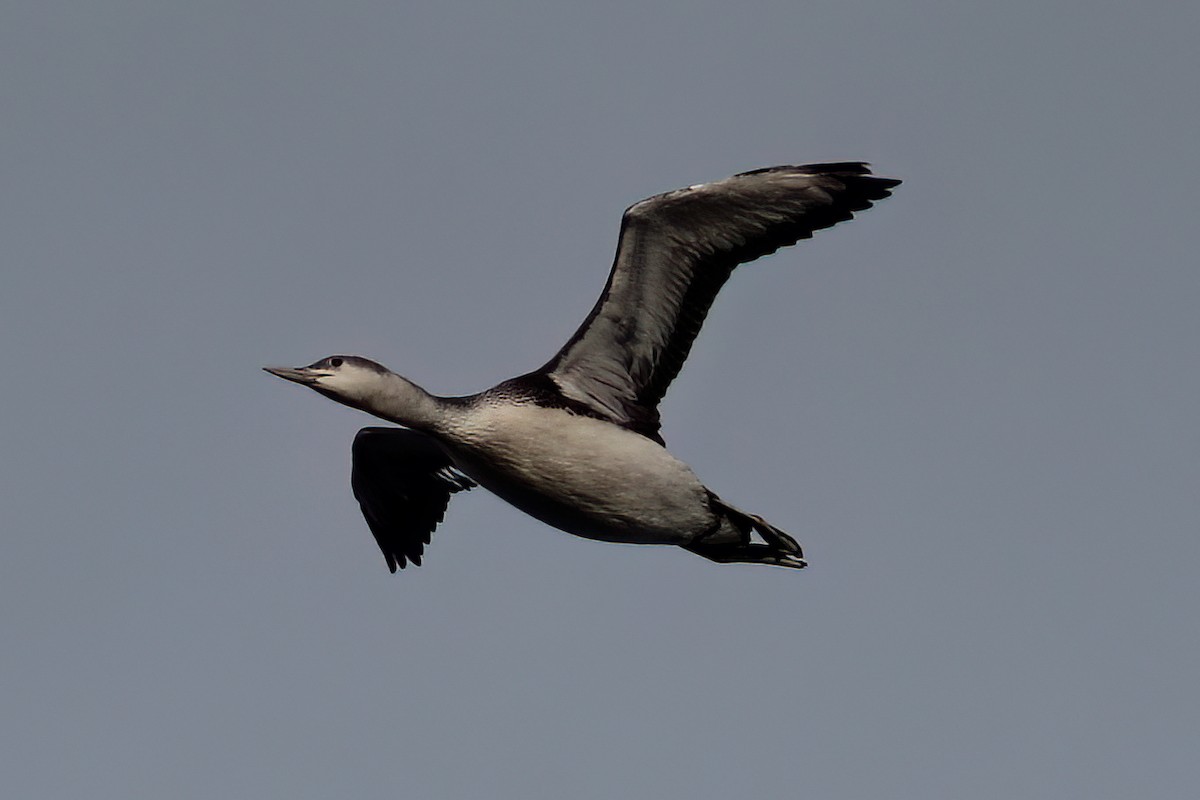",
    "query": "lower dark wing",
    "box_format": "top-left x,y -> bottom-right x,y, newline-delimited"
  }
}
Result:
350,427 -> 475,572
